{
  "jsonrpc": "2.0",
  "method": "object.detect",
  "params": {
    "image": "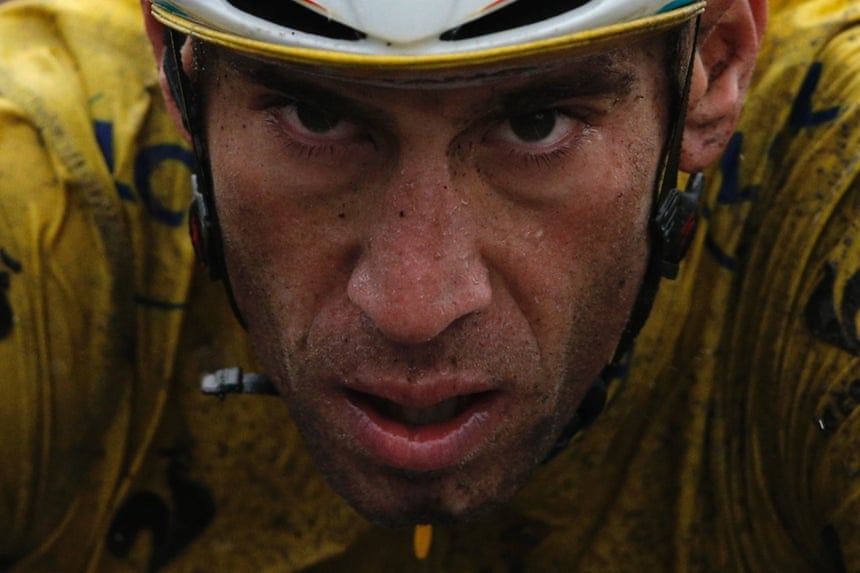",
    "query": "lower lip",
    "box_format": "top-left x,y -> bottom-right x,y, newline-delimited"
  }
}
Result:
342,392 -> 499,472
